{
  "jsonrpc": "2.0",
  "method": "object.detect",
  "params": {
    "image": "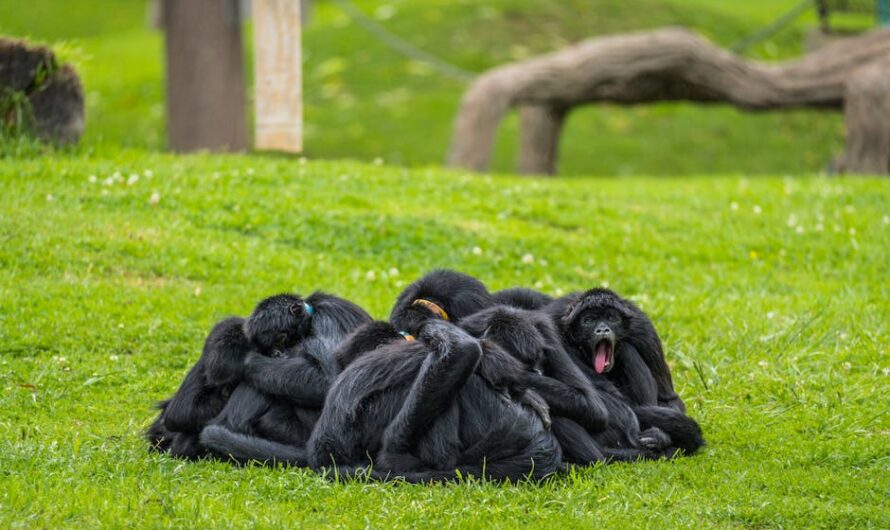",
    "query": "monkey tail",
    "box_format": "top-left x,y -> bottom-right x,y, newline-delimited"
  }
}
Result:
199,425 -> 308,466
